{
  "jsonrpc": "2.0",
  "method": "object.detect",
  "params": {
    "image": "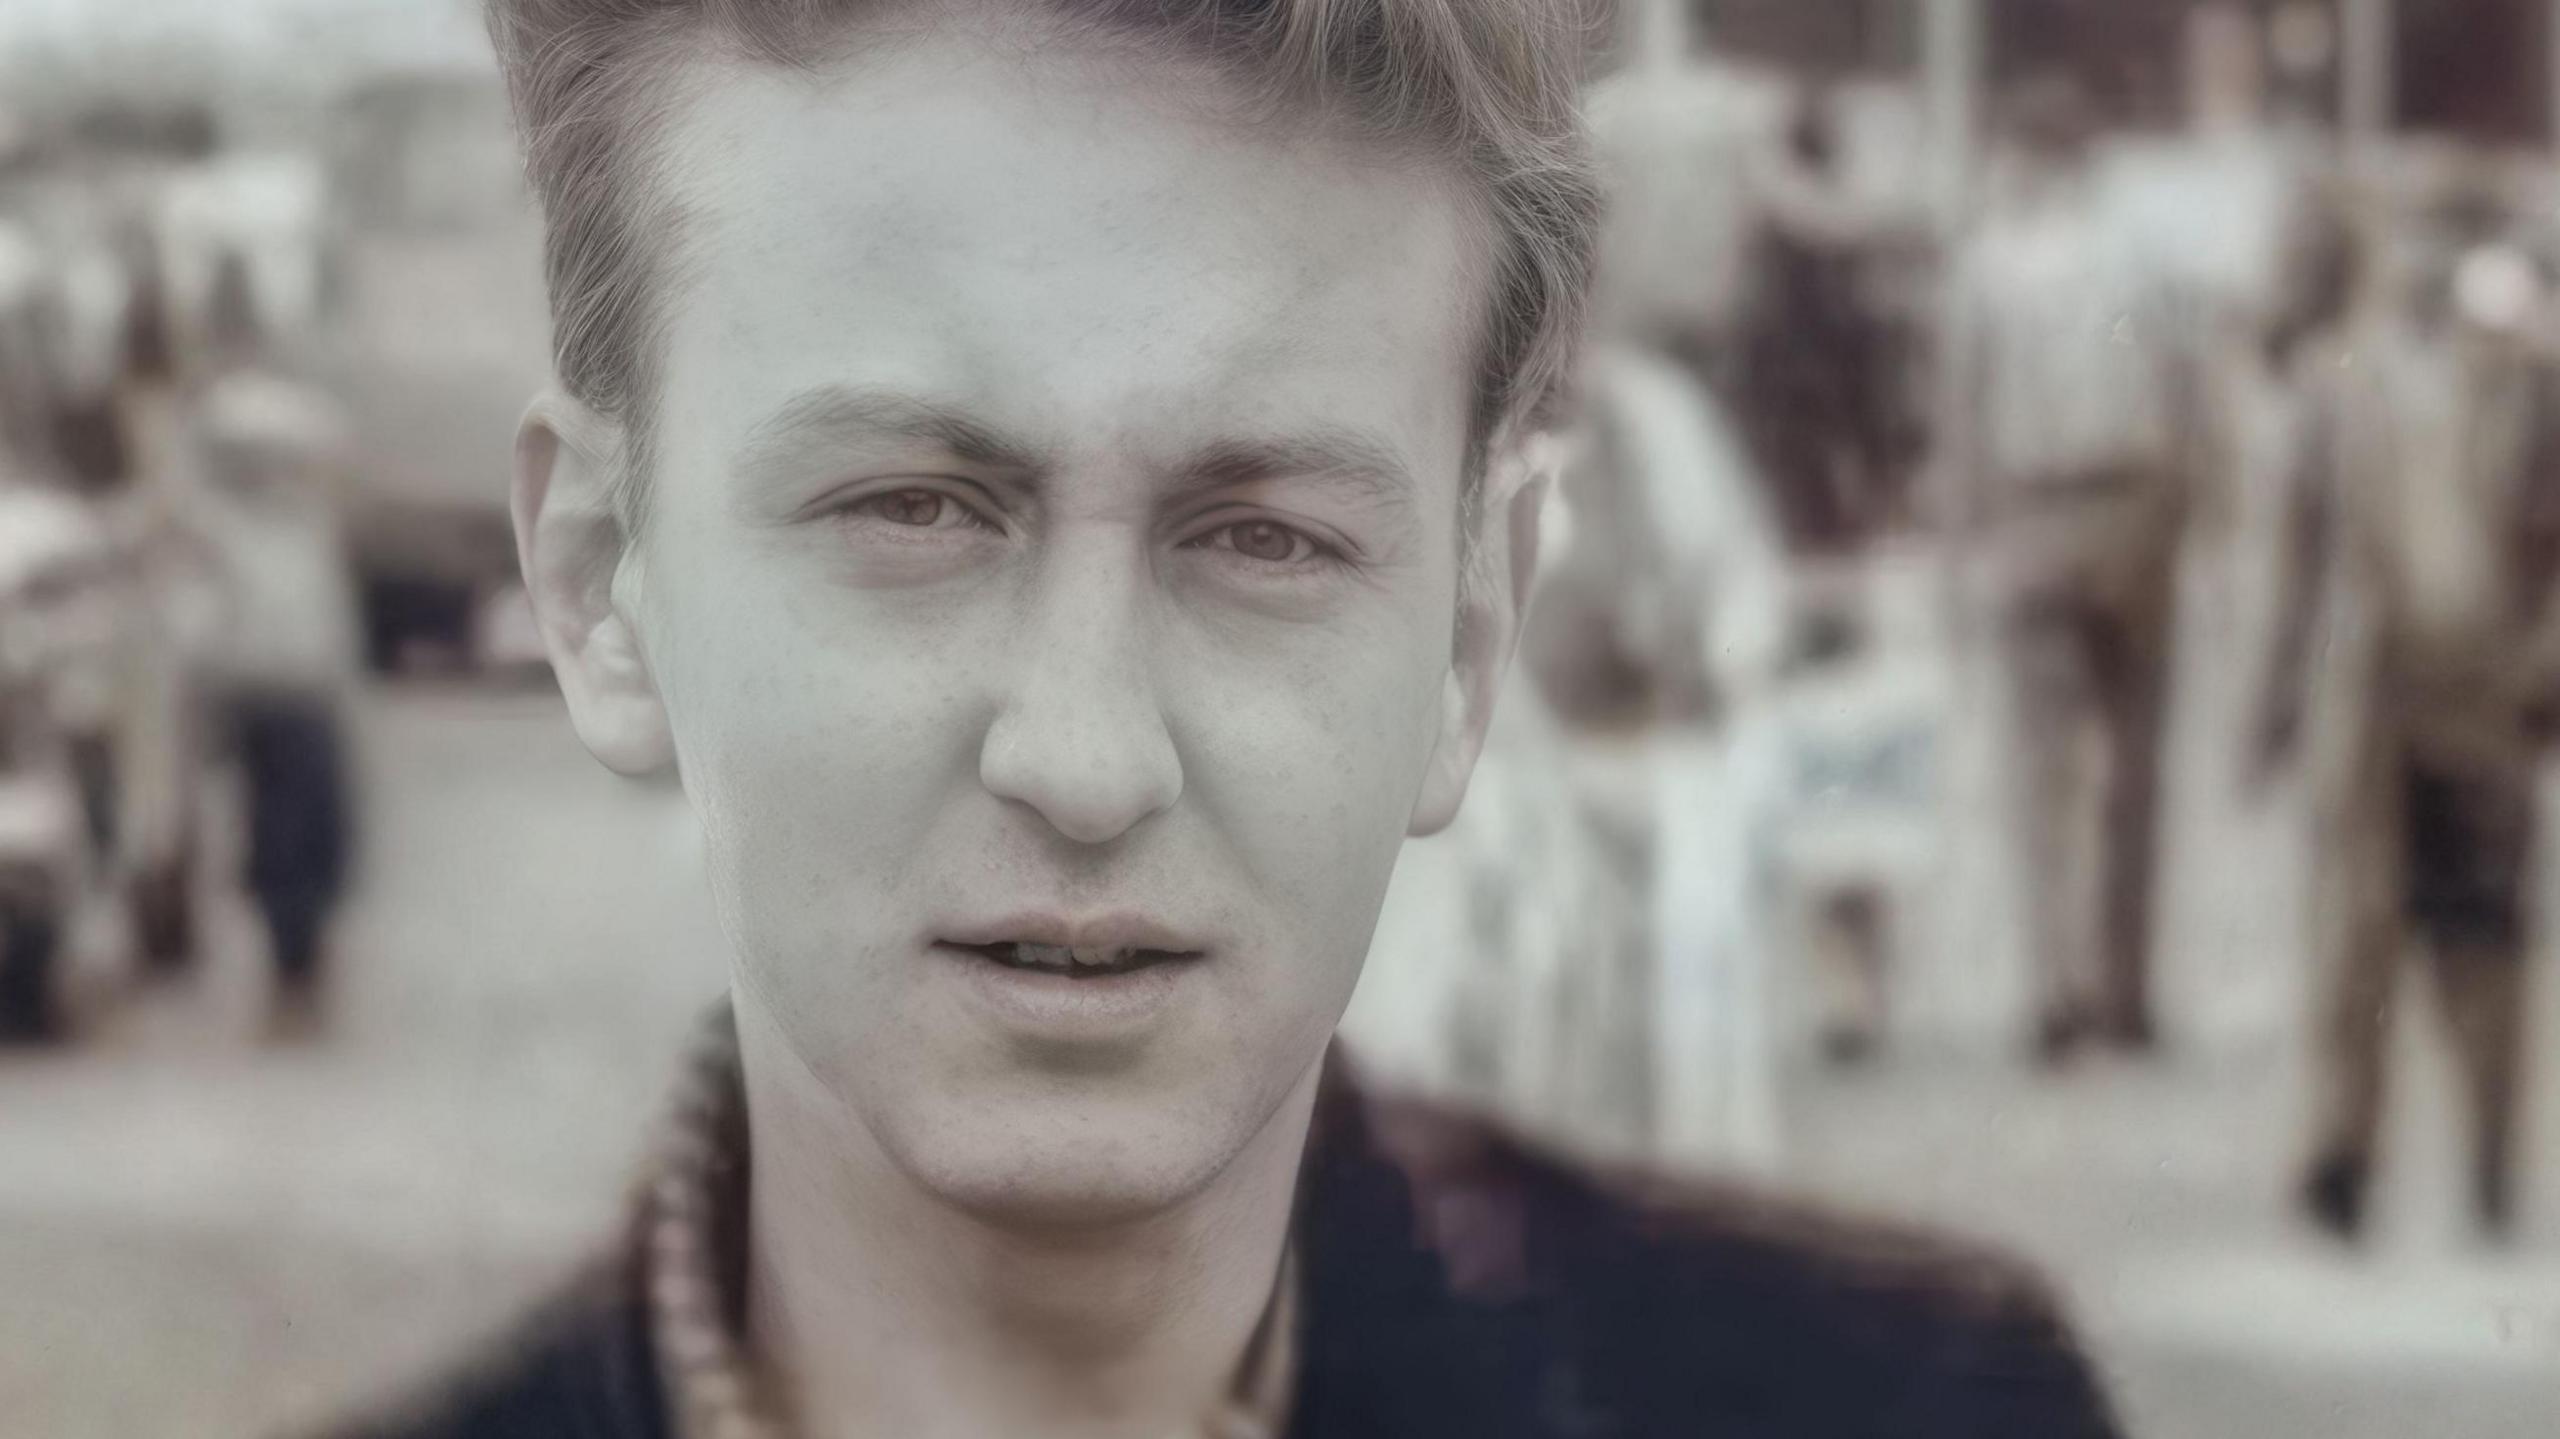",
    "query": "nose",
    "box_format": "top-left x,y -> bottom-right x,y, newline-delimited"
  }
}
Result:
978,561 -> 1183,846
